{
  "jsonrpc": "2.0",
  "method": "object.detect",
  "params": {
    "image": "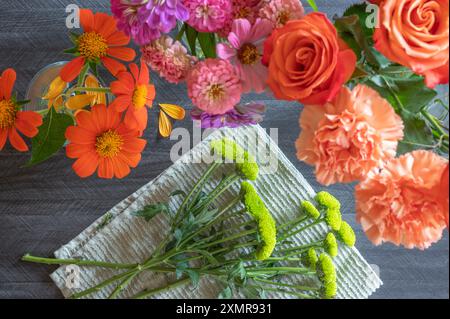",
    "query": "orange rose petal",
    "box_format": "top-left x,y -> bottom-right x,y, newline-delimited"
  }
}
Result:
8,128 -> 28,152
60,57 -> 86,83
